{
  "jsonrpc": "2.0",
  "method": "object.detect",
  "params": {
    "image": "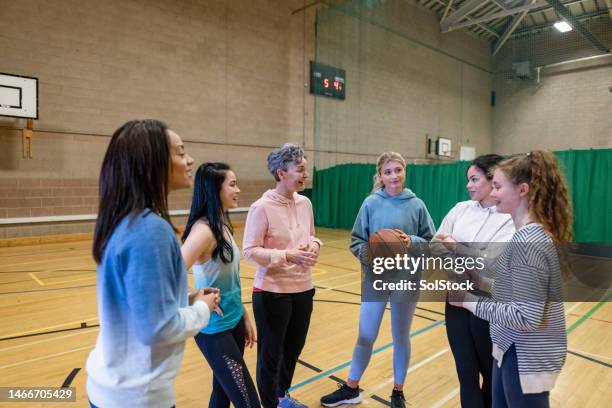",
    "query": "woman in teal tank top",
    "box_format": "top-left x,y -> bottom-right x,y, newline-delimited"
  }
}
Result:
181,163 -> 260,408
